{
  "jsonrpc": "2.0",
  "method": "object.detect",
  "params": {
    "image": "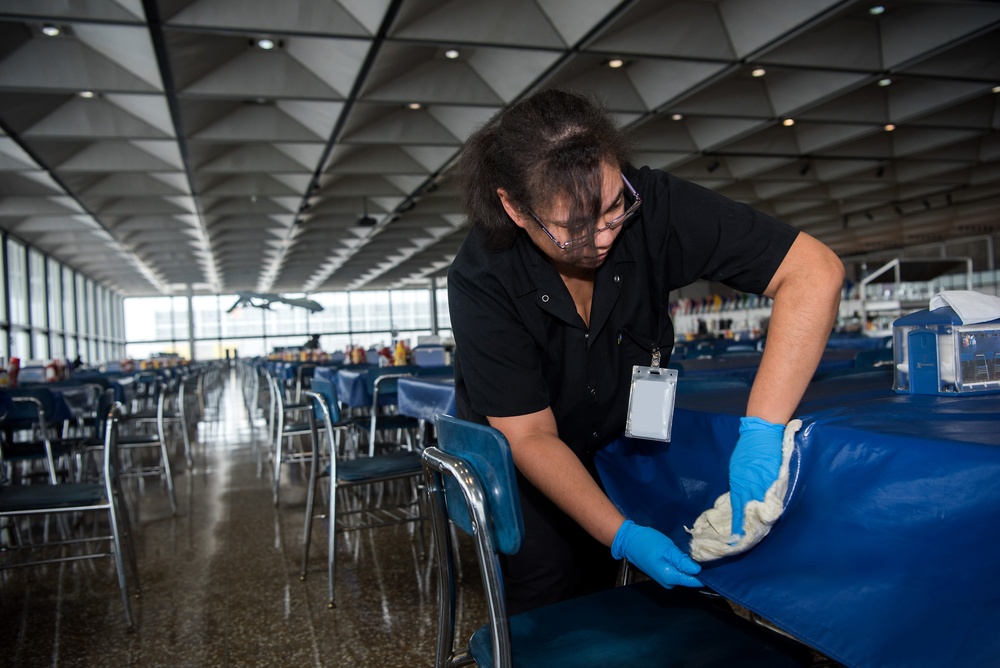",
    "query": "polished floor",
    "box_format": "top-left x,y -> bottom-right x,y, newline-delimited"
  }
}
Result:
1,370 -> 486,667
